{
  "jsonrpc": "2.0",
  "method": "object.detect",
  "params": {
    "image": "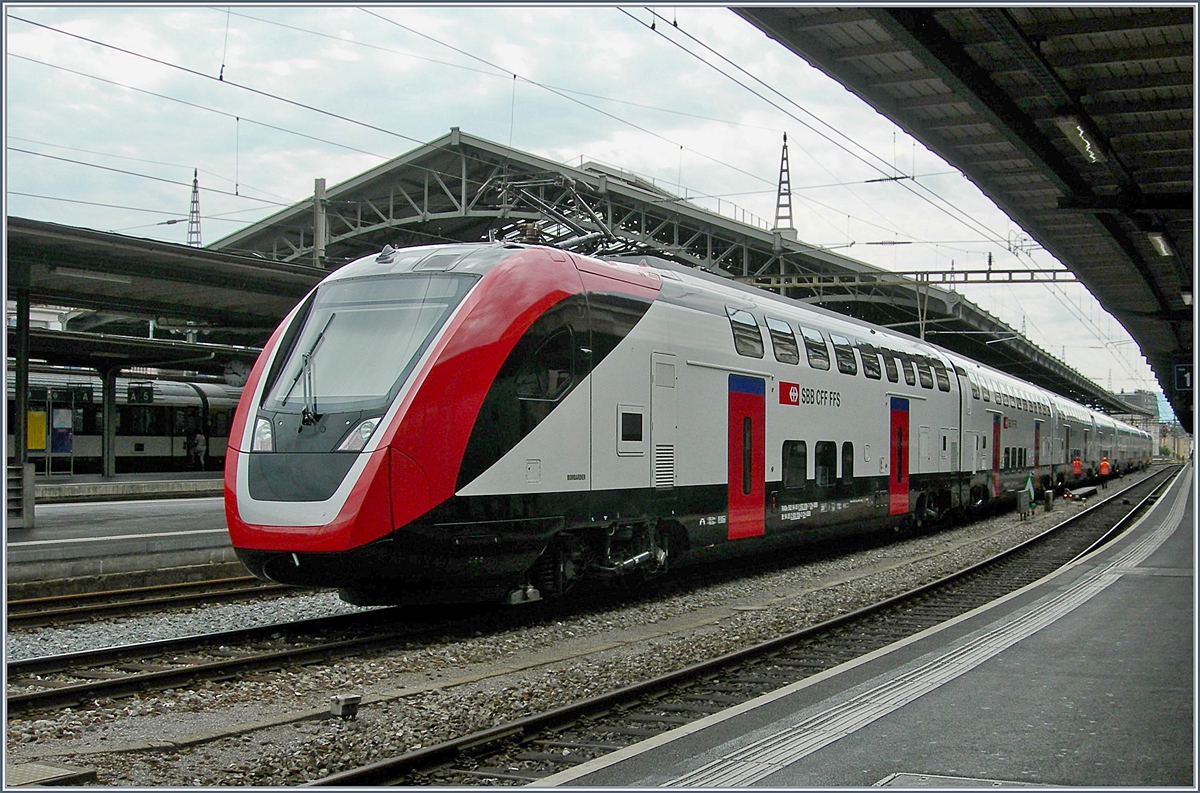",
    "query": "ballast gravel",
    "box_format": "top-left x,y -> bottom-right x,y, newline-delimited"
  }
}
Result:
5,473 -> 1155,786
